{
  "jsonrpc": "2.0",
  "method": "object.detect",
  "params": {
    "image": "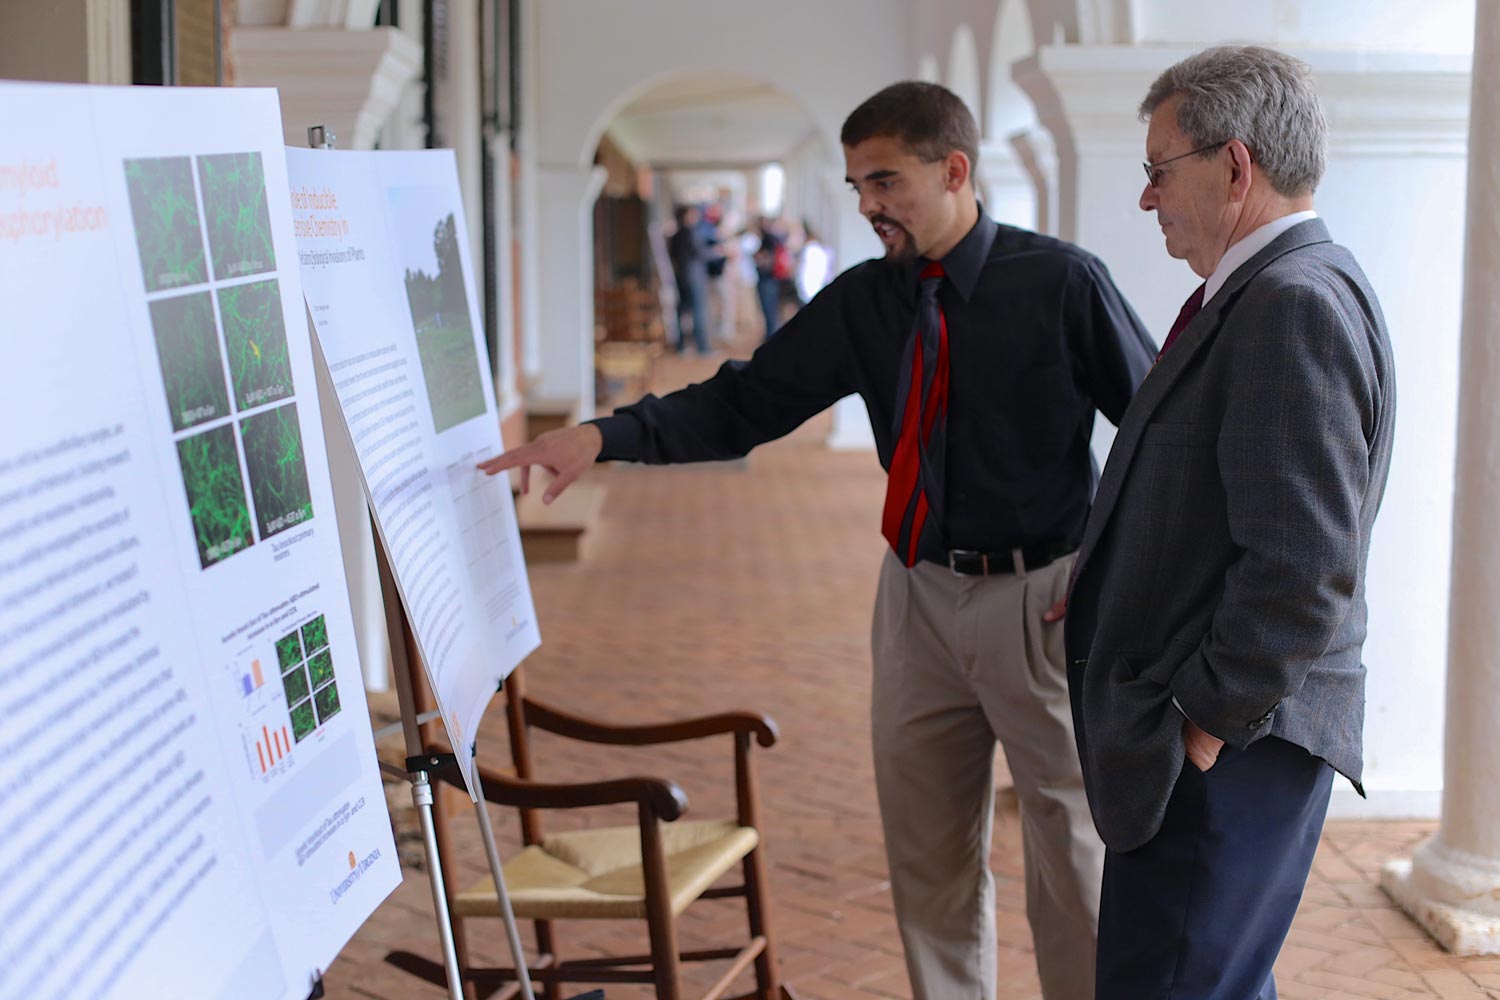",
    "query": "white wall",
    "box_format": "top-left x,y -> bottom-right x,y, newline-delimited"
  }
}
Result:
988,0 -> 1041,141
1129,0 -> 1475,52
1016,28 -> 1472,818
